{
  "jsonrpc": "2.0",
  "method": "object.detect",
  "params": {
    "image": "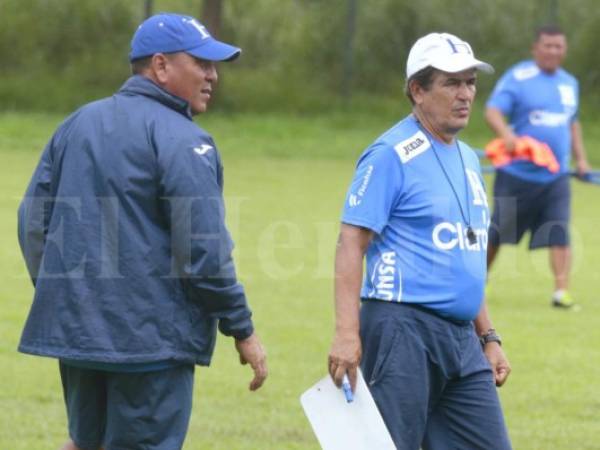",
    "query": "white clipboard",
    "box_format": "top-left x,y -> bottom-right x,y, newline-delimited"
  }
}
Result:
300,369 -> 396,450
